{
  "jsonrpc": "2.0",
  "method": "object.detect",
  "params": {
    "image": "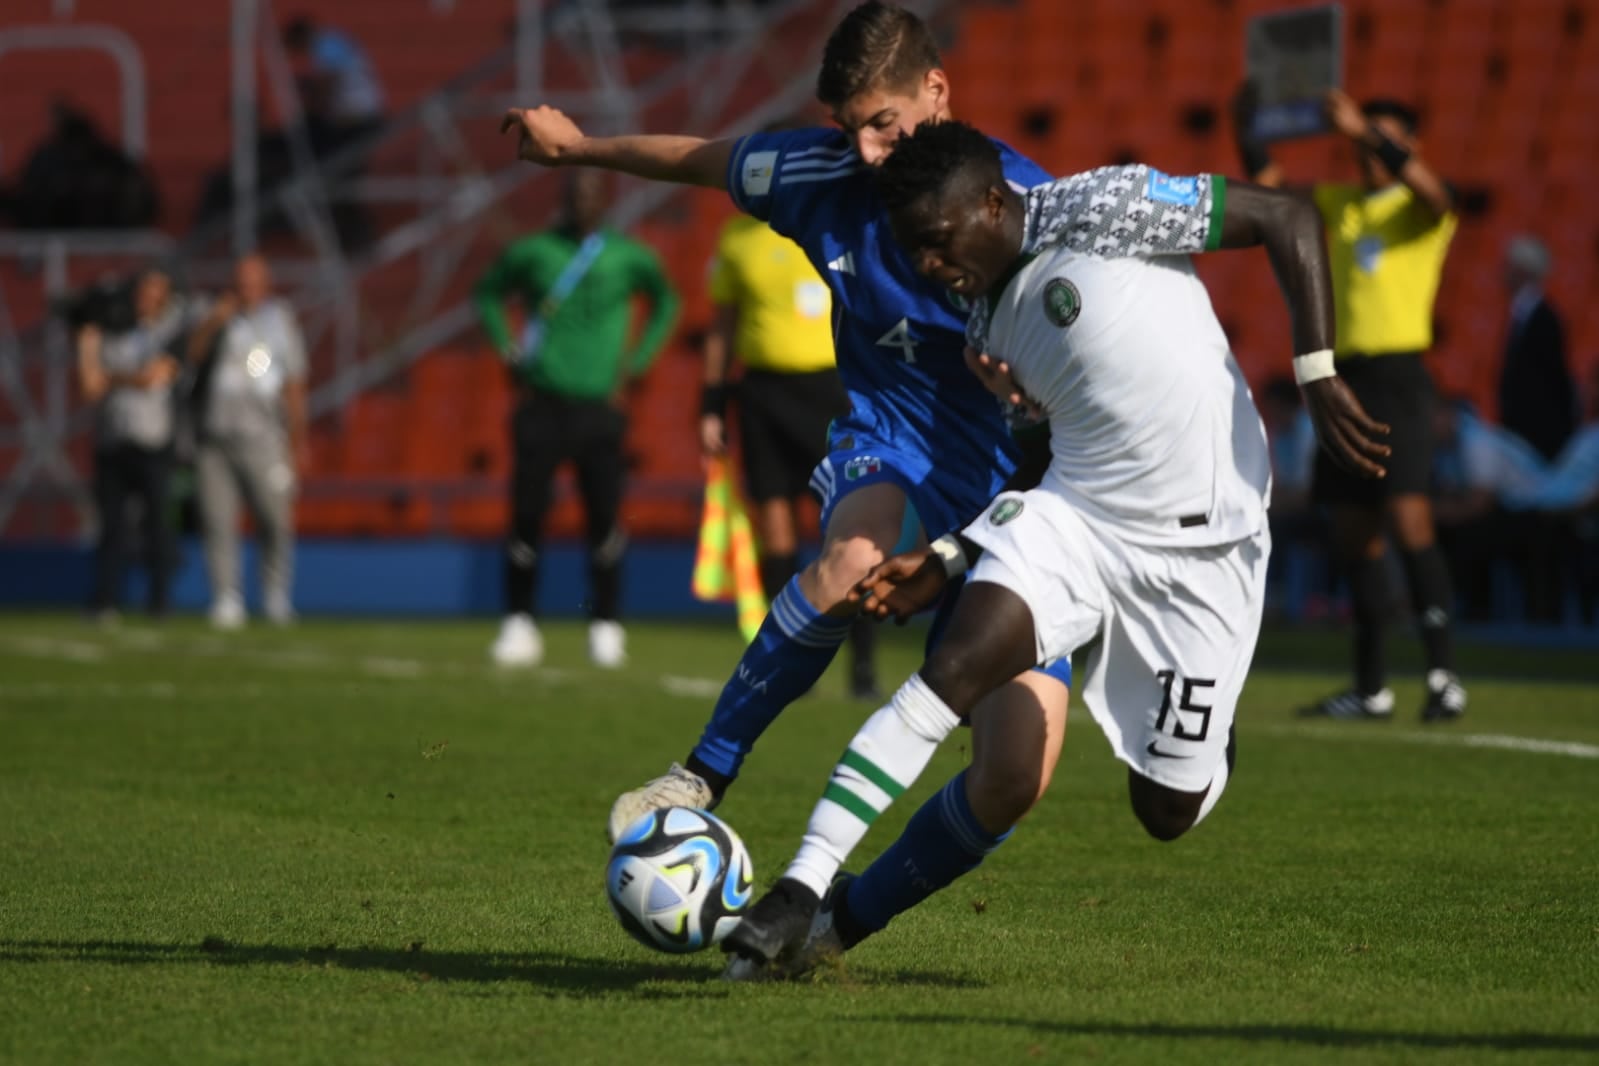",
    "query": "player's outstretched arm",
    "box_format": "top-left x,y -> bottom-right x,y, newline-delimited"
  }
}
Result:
501,106 -> 734,188
1218,181 -> 1392,479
